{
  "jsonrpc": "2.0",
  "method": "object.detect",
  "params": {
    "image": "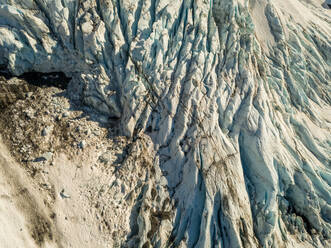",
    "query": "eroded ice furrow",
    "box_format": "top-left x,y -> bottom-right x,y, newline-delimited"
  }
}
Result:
0,0 -> 330,247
